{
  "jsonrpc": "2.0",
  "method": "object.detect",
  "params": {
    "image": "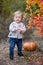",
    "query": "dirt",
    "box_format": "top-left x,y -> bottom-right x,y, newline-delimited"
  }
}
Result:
0,38 -> 43,65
